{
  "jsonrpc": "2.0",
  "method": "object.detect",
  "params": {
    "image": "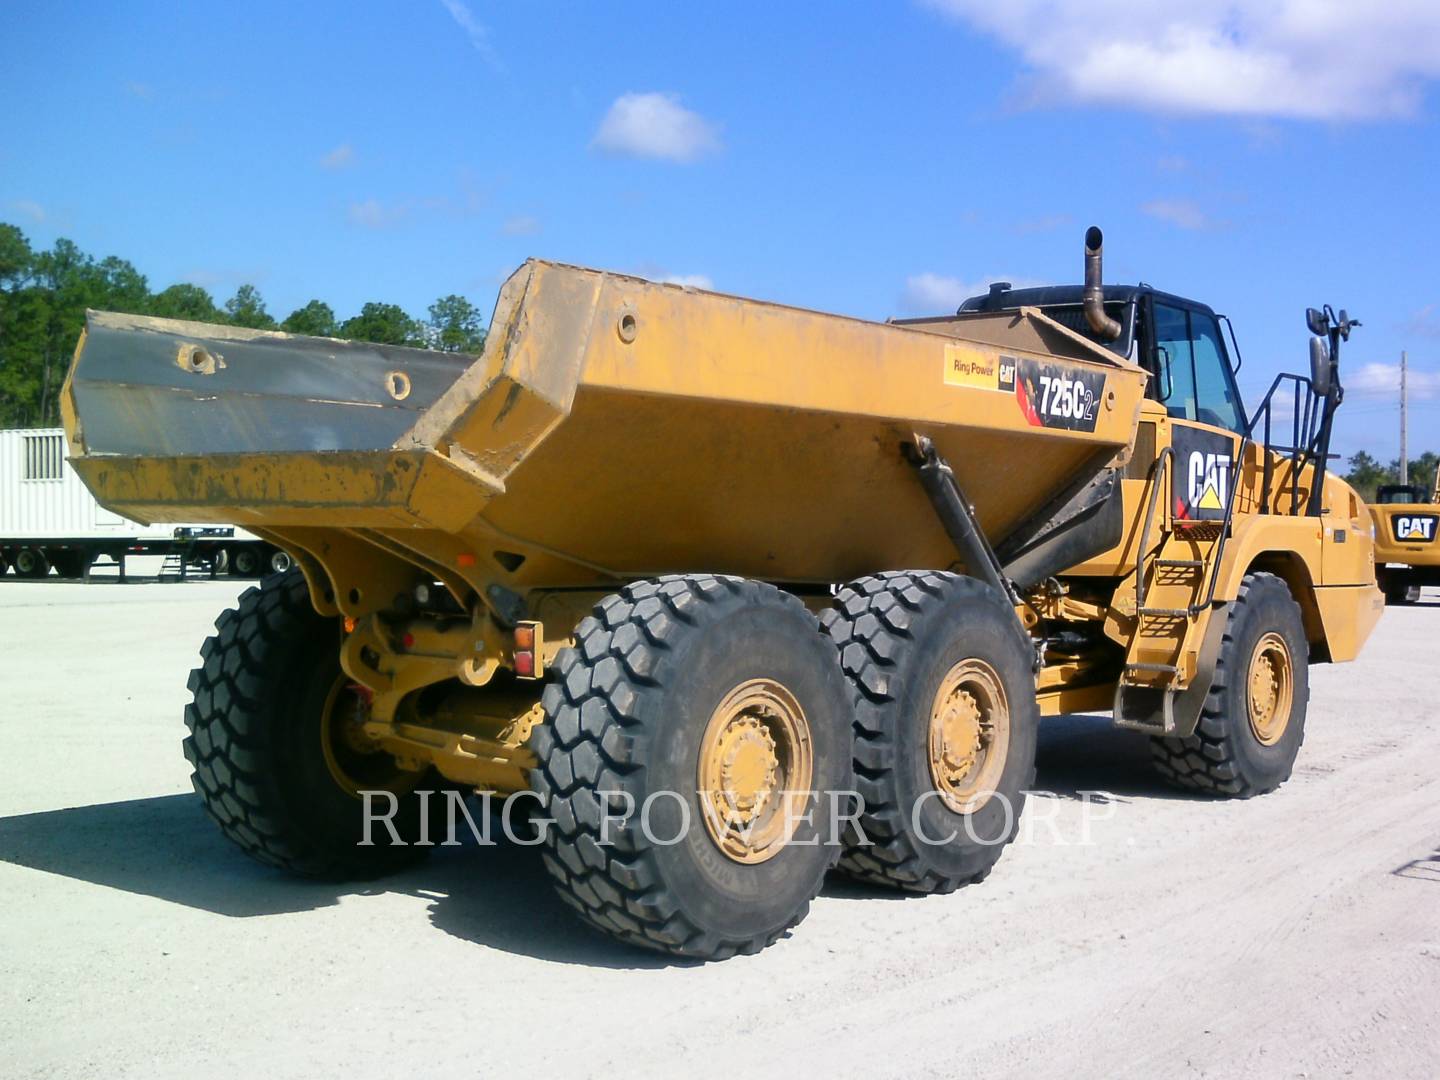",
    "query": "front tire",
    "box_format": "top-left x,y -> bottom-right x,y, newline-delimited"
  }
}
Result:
529,575 -> 853,959
183,569 -> 442,877
1150,572 -> 1310,797
819,571 -> 1039,893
